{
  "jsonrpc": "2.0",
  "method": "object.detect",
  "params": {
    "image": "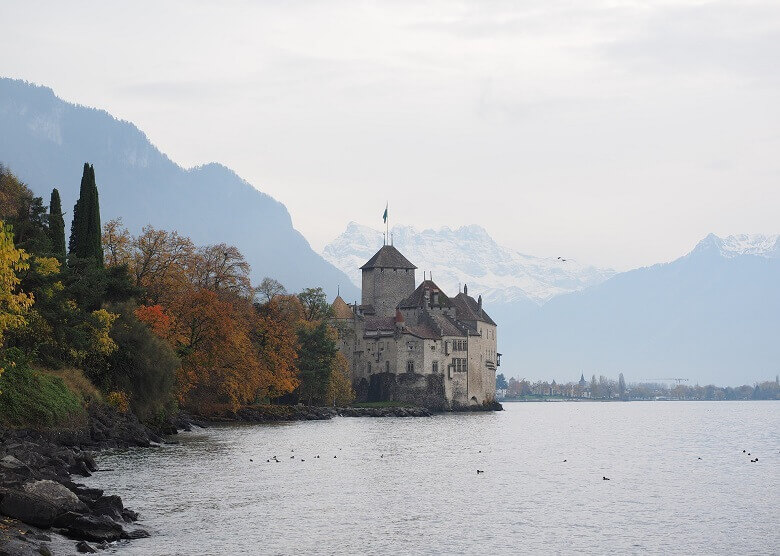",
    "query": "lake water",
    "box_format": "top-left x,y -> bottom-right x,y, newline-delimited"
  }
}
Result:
84,402 -> 779,555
